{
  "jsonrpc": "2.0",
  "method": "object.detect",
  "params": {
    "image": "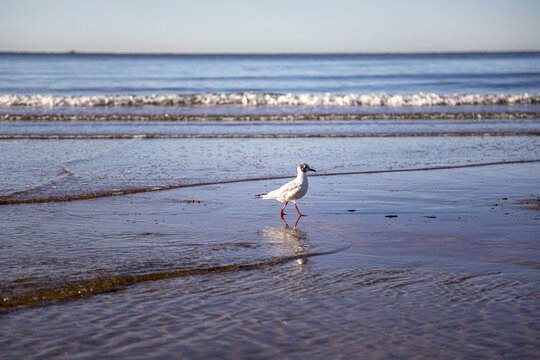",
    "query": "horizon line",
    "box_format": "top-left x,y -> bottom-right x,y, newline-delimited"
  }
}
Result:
1,49 -> 540,56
